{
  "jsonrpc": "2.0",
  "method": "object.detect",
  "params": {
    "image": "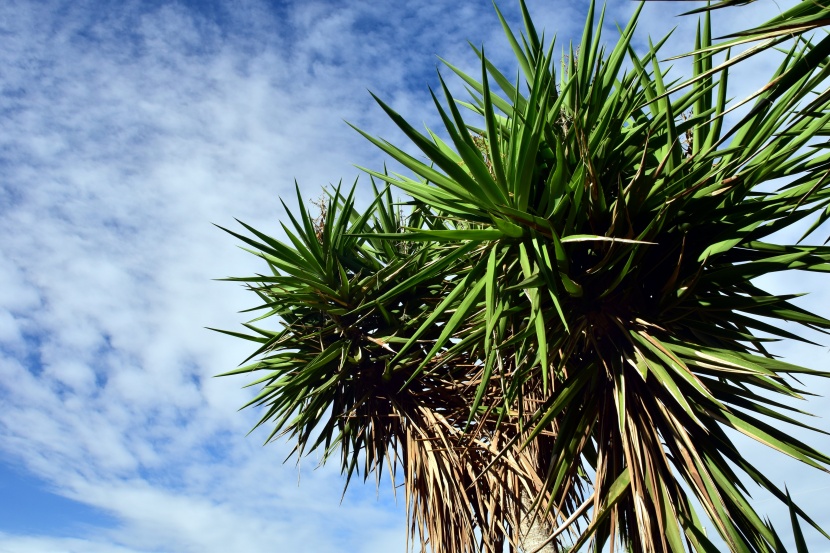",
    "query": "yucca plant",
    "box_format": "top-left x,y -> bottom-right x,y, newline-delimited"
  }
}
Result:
218,1 -> 830,551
